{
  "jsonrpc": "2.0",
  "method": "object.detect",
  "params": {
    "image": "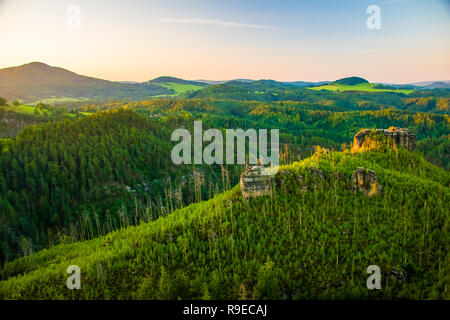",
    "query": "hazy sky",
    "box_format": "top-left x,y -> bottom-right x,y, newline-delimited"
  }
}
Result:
0,0 -> 449,83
